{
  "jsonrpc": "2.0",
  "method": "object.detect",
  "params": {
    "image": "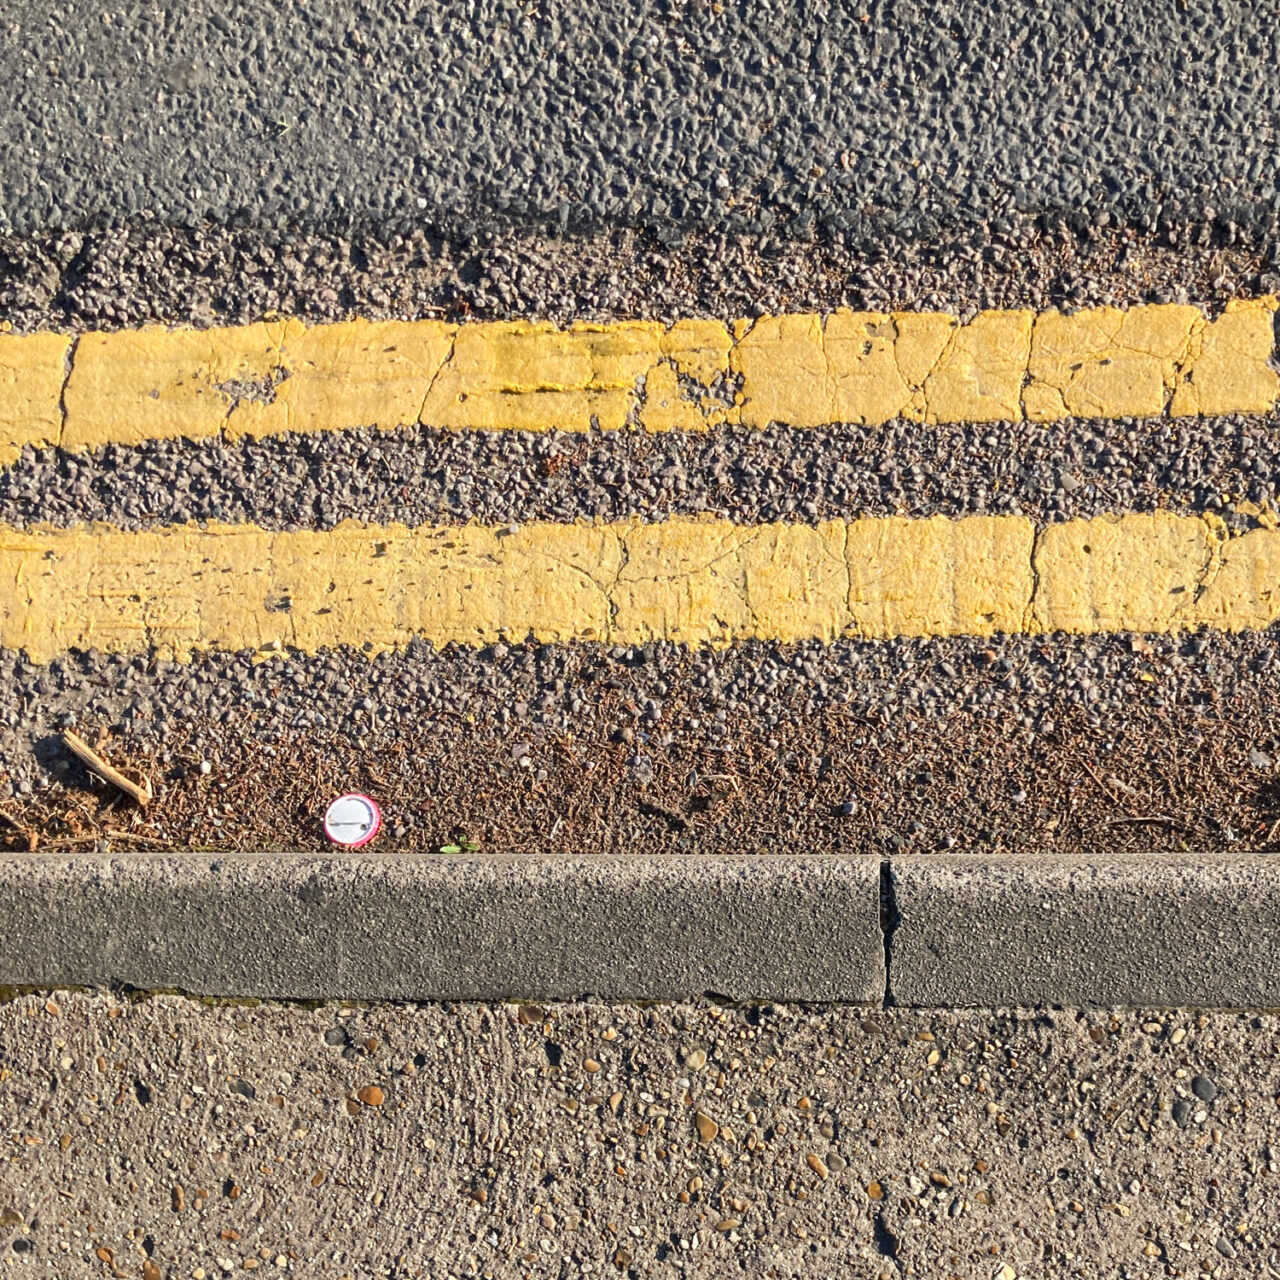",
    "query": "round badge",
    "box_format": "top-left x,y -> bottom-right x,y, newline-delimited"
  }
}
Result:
323,793 -> 382,848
